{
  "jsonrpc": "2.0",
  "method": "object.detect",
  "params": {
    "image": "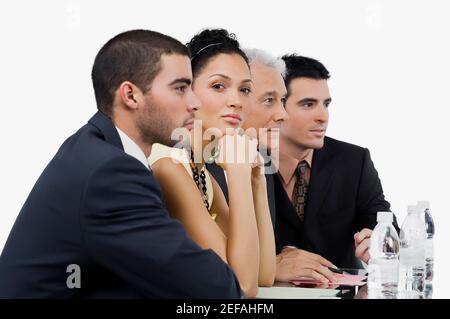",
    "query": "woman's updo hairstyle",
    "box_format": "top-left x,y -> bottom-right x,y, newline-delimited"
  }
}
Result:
186,28 -> 249,77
